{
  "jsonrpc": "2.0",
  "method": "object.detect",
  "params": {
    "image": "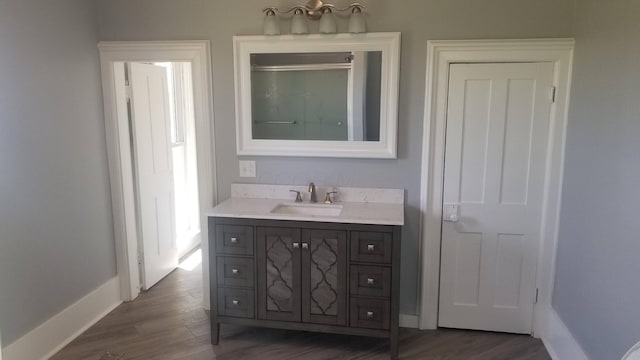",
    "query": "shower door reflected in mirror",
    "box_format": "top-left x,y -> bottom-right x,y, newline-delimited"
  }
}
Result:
250,52 -> 382,142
